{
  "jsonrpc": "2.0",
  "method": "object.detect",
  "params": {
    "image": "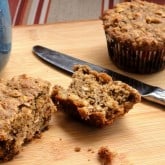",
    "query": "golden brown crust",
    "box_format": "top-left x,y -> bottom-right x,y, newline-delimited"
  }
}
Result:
0,74 -> 55,161
51,65 -> 141,127
102,0 -> 165,50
